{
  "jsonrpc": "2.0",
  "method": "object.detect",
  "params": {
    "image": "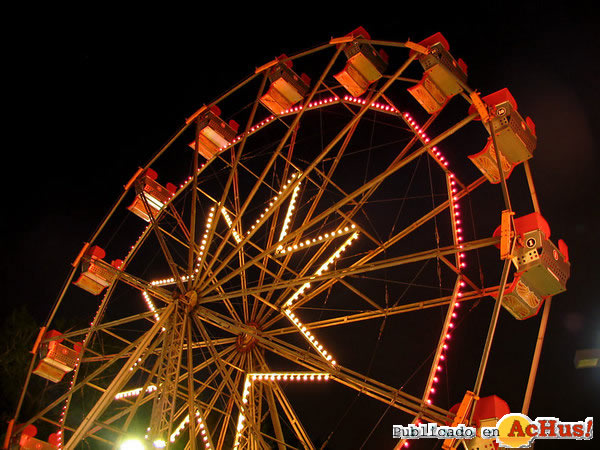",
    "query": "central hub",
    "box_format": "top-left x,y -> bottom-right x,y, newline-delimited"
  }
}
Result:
236,322 -> 260,353
183,290 -> 199,312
